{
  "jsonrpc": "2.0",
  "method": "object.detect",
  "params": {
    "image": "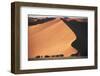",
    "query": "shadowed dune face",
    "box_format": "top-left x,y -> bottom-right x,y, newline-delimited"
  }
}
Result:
28,18 -> 78,59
